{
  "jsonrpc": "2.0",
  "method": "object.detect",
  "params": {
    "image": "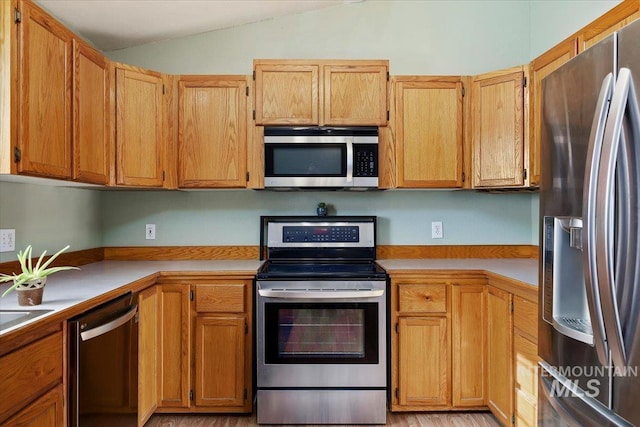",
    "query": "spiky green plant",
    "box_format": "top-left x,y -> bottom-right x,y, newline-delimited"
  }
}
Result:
0,245 -> 80,297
